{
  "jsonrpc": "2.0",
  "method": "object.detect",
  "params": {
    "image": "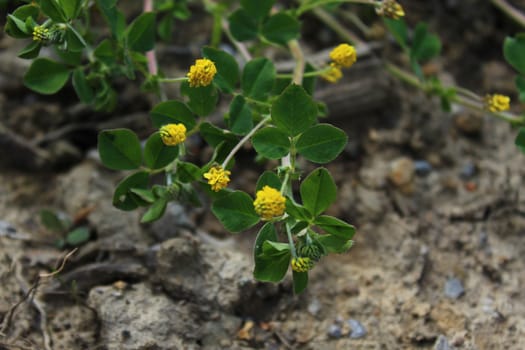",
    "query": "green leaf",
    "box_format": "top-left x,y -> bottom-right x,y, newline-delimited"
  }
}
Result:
285,199 -> 311,221
18,41 -> 41,59
202,47 -> 239,93
212,191 -> 260,232
410,23 -> 441,62
314,215 -> 355,240
228,8 -> 258,41
97,0 -> 126,41
256,171 -> 282,192
58,0 -> 81,19
94,39 -> 115,65
254,240 -> 291,282
384,18 -> 408,49
127,12 -> 156,52
144,132 -> 179,170
271,84 -> 317,136
504,35 -> 525,75
241,0 -> 275,21
66,226 -> 90,246
180,82 -> 218,117
177,162 -> 202,183
40,0 -> 66,22
23,58 -> 70,95
252,127 -> 290,159
228,95 -> 253,135
261,13 -> 300,46
65,25 -> 87,52
12,4 -> 40,21
292,271 -> 308,294
296,124 -> 347,163
200,122 -> 238,147
317,234 -> 353,254
303,62 -> 317,96
72,69 -> 94,104
300,168 -> 336,217
5,14 -> 30,38
130,188 -> 156,203
516,76 -> 525,102
40,209 -> 67,232
515,127 -> 525,154
141,197 -> 168,223
150,100 -> 196,129
98,129 -> 142,170
254,222 -> 278,257
113,171 -> 150,211
242,58 -> 276,101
